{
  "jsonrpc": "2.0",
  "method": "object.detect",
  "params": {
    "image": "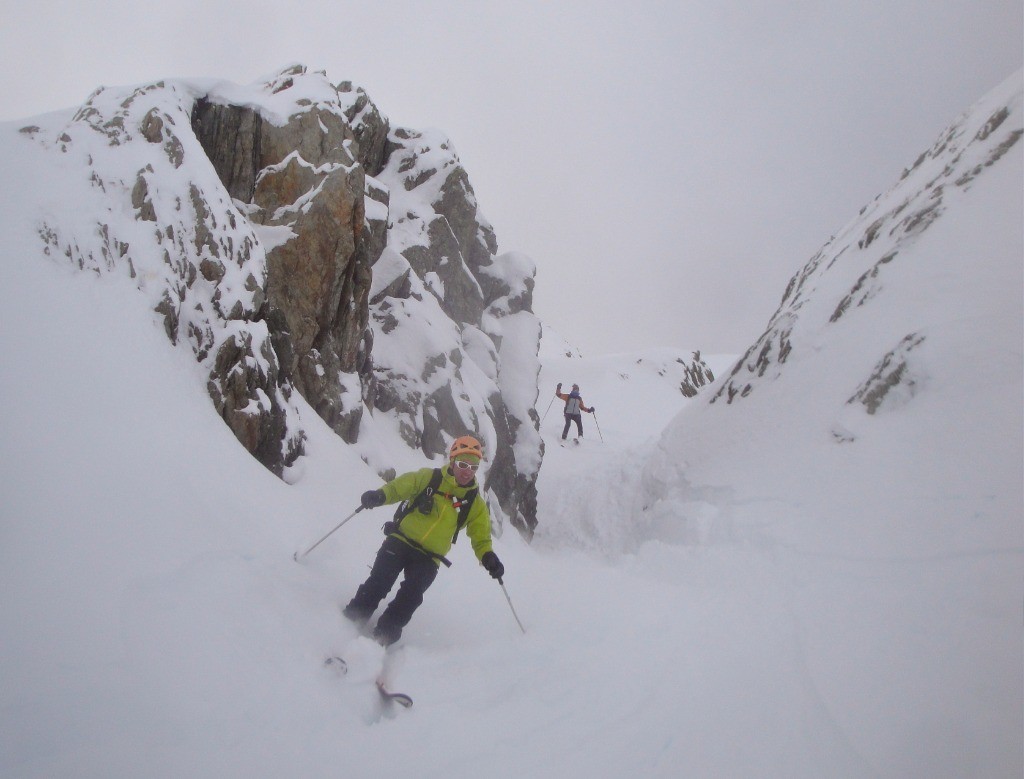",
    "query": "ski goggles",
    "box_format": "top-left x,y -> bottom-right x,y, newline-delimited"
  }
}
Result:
452,459 -> 479,472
